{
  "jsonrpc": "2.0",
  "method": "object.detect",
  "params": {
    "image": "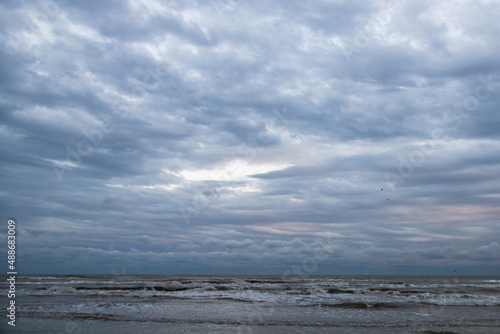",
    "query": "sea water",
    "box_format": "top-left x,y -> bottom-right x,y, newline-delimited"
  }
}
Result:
1,275 -> 499,333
